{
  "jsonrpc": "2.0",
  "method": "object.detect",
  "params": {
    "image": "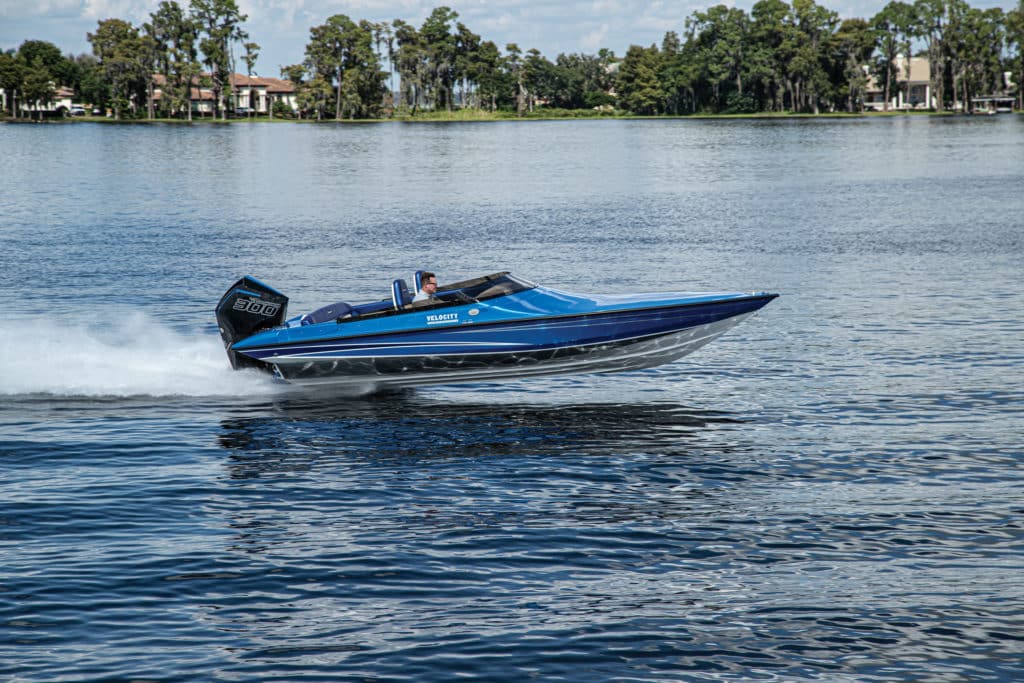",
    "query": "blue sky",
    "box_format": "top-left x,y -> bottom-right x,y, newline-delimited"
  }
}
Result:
0,0 -> 1013,77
